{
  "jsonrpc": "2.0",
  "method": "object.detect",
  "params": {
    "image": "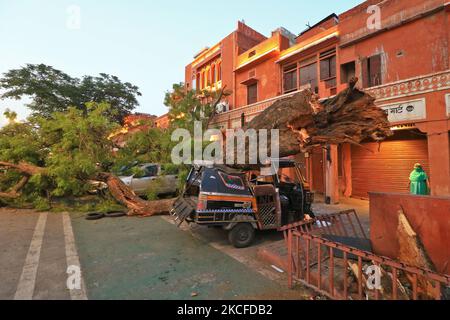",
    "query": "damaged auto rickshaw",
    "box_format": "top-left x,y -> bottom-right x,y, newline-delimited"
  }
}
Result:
171,159 -> 315,248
